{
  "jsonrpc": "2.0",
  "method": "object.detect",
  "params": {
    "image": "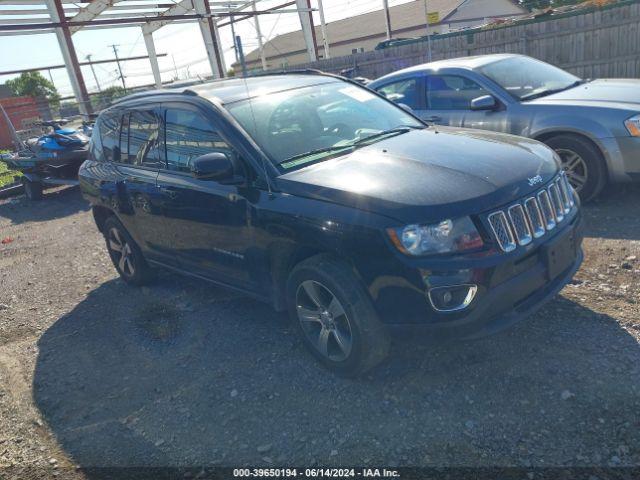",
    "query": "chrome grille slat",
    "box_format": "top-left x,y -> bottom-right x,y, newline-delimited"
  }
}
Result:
524,197 -> 545,238
488,211 -> 516,253
555,177 -> 571,214
559,171 -> 575,208
548,183 -> 564,222
487,173 -> 573,253
507,204 -> 532,246
537,190 -> 556,230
